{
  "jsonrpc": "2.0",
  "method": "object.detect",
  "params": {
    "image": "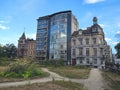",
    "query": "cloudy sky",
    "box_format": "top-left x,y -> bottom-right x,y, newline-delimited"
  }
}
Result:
0,0 -> 120,53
